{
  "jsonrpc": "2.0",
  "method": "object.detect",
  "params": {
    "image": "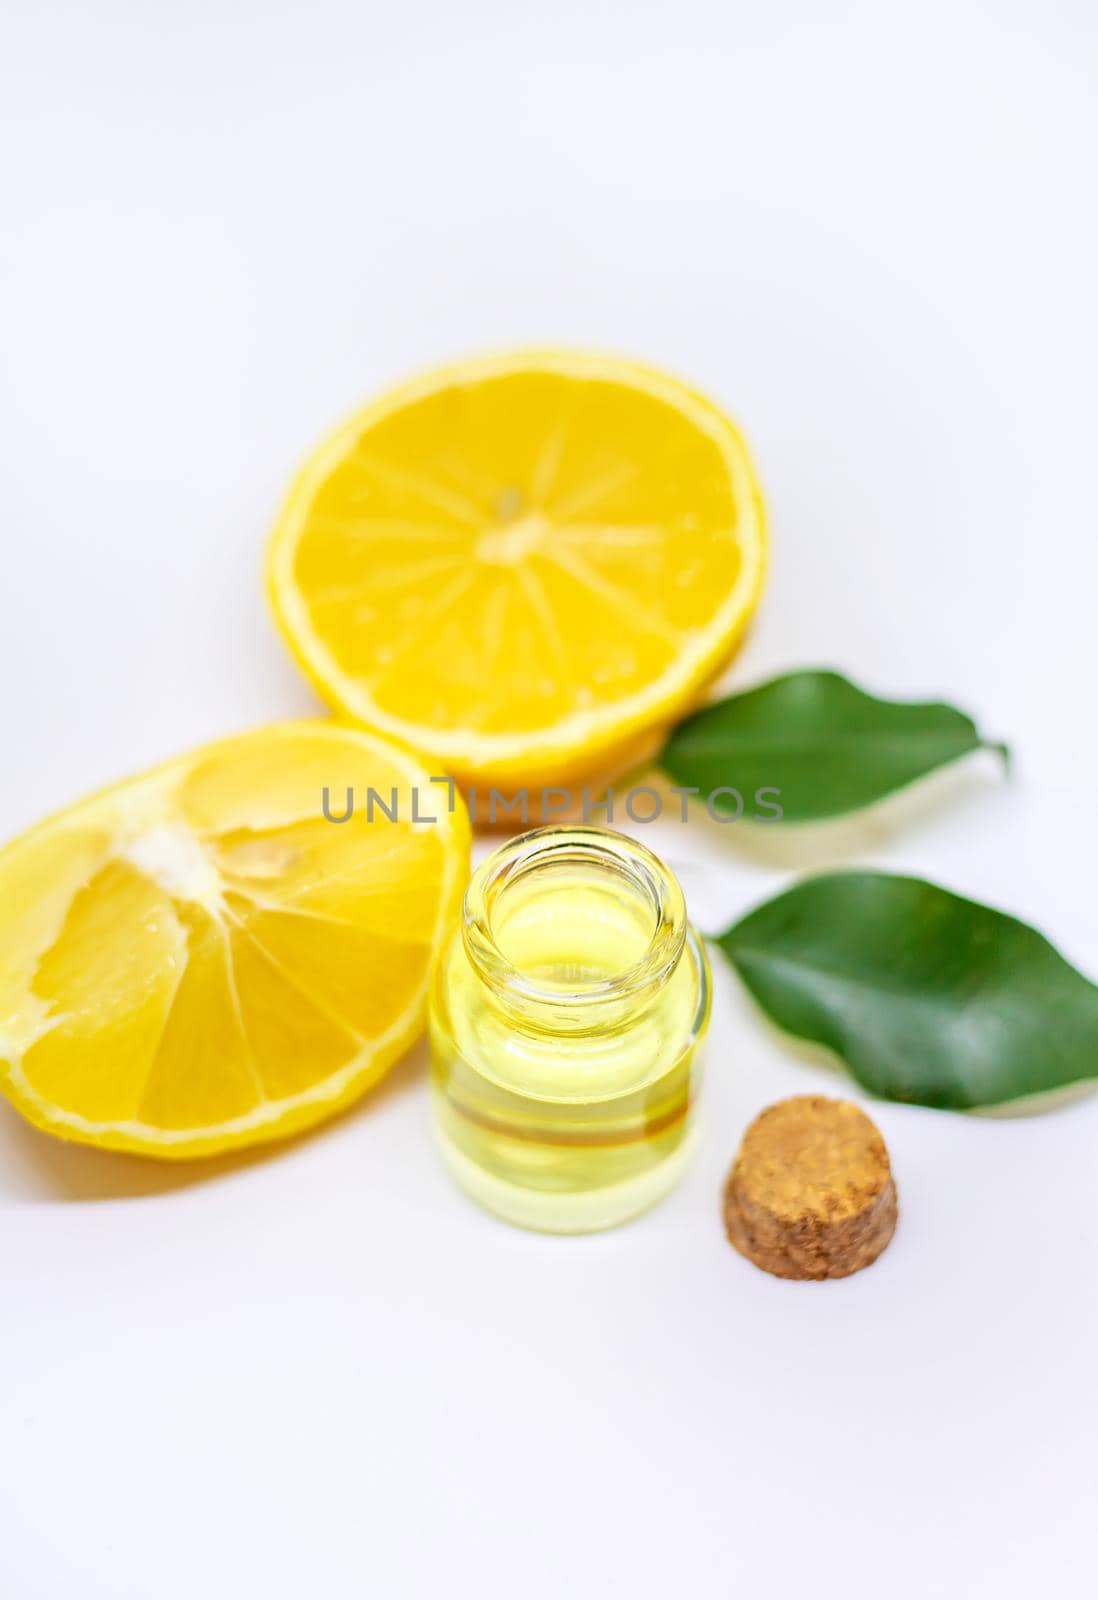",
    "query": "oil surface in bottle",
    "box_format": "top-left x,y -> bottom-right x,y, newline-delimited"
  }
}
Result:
429,827 -> 710,1233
